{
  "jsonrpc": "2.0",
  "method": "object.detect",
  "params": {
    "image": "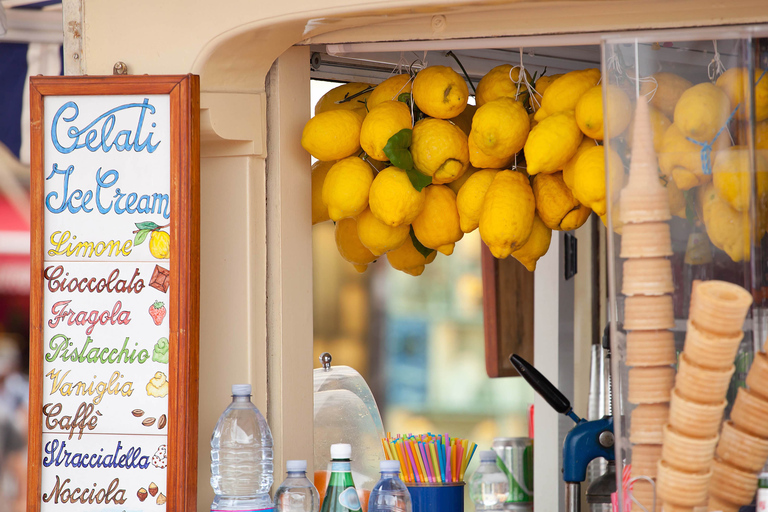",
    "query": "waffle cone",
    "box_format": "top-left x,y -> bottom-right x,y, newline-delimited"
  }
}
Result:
628,366 -> 675,404
683,320 -> 743,371
624,295 -> 676,331
709,458 -> 758,505
626,330 -> 677,367
668,389 -> 726,438
631,403 -> 670,444
689,281 -> 753,336
620,187 -> 673,224
746,351 -> 768,400
620,222 -> 673,258
661,424 -> 718,472
656,460 -> 711,507
675,353 -> 734,404
632,478 -> 661,512
706,495 -> 741,512
730,387 -> 768,438
632,443 -> 663,477
623,258 -> 675,296
716,420 -> 768,473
